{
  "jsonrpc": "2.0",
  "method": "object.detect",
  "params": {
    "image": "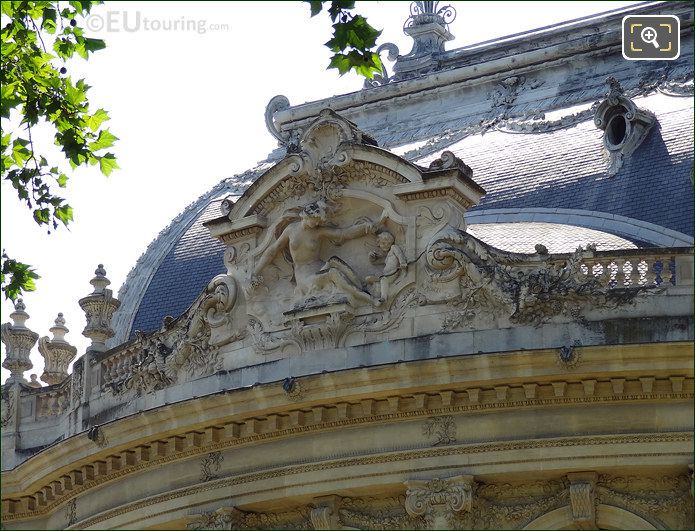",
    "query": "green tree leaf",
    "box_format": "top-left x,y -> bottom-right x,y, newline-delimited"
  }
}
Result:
90,129 -> 118,151
98,152 -> 119,175
308,2 -> 382,79
1,0 -> 117,300
1,252 -> 40,301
